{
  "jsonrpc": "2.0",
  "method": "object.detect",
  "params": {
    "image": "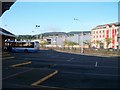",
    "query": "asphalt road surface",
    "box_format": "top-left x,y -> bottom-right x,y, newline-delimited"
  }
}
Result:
2,50 -> 120,89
